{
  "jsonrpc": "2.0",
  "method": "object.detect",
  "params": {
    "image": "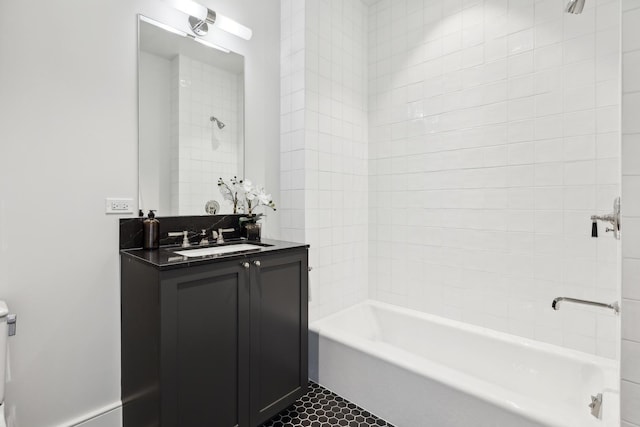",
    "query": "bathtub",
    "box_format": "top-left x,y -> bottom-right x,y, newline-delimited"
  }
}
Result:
309,301 -> 619,427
